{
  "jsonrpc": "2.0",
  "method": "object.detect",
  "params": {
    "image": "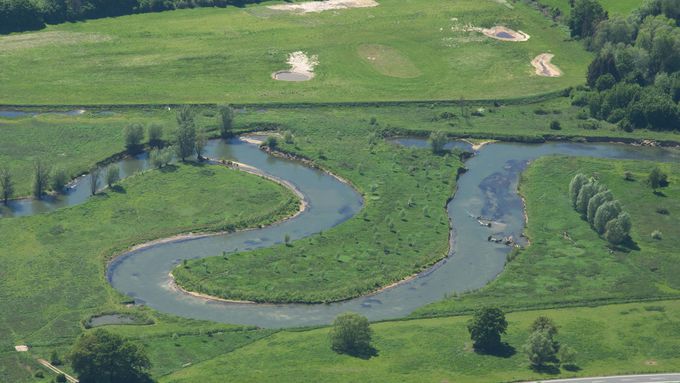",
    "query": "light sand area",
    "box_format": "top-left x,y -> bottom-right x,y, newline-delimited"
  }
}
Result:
272,51 -> 319,81
0,31 -> 111,53
268,0 -> 378,13
531,53 -> 562,77
482,26 -> 530,42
